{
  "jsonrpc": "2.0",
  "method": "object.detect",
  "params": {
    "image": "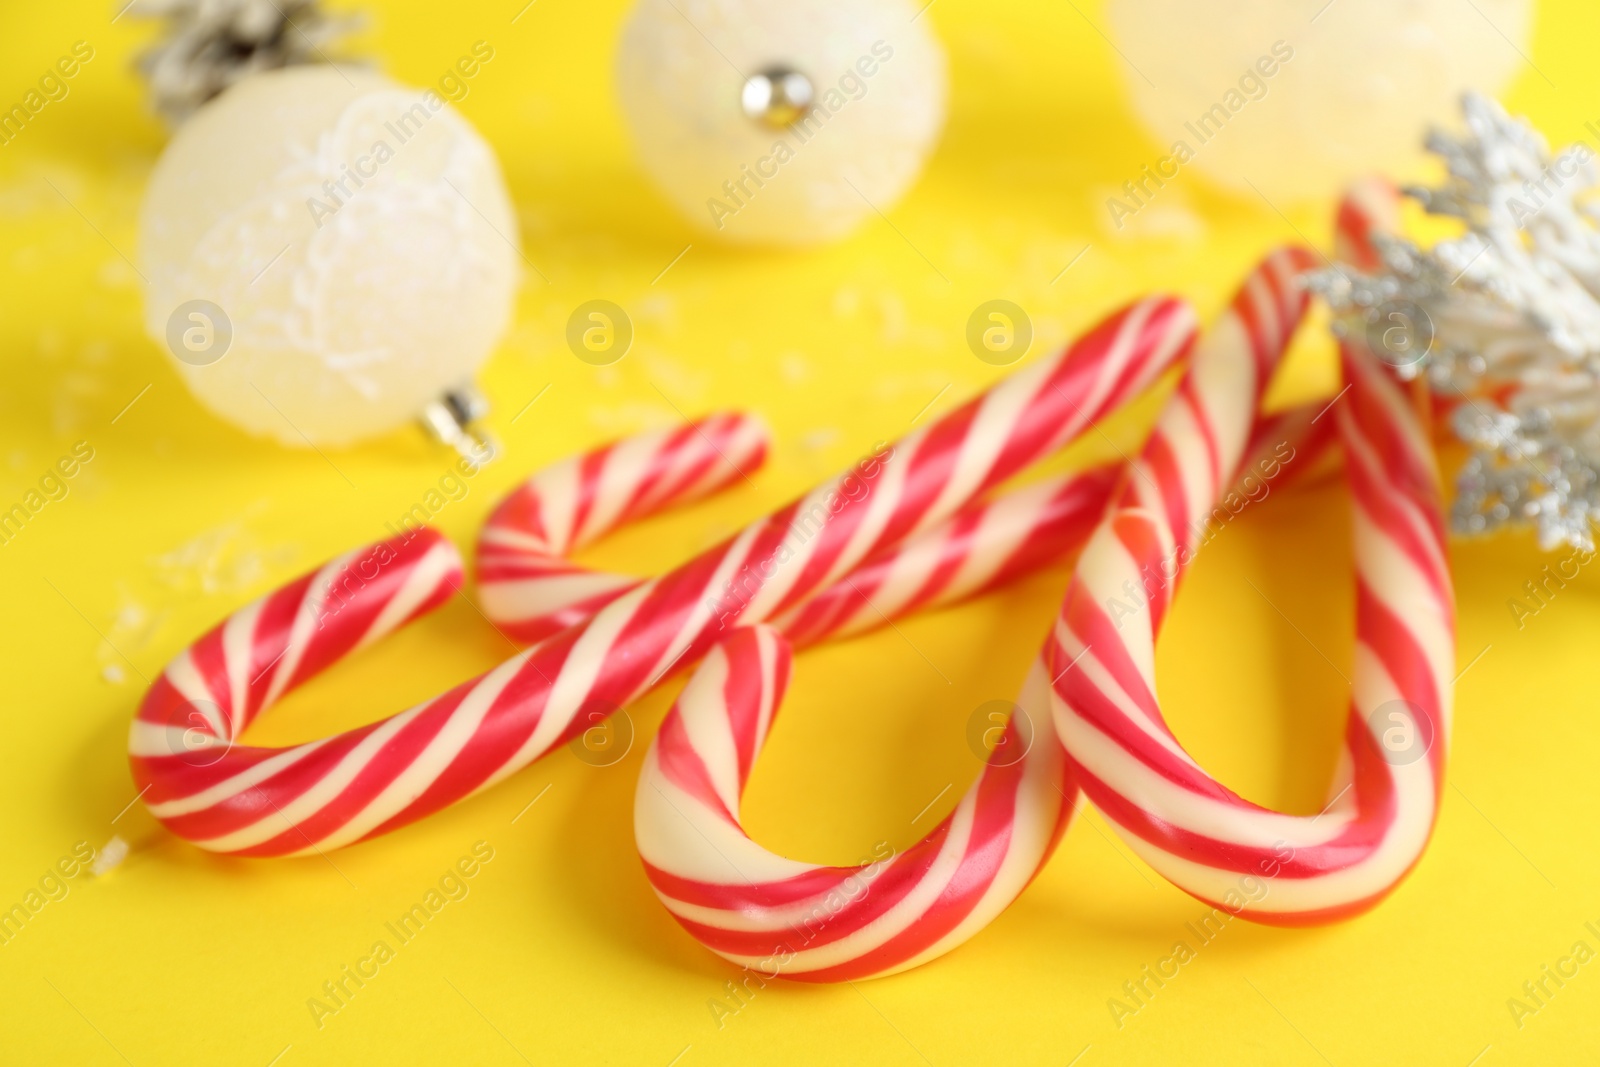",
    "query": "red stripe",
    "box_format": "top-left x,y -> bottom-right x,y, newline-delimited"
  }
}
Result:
570,445 -> 614,548
791,758 -> 1029,981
